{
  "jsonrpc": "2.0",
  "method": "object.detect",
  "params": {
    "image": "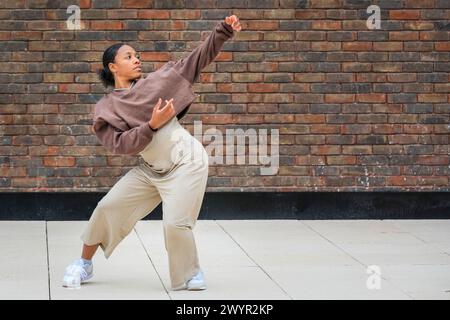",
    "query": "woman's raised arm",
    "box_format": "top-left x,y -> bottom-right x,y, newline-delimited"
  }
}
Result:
172,16 -> 241,84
